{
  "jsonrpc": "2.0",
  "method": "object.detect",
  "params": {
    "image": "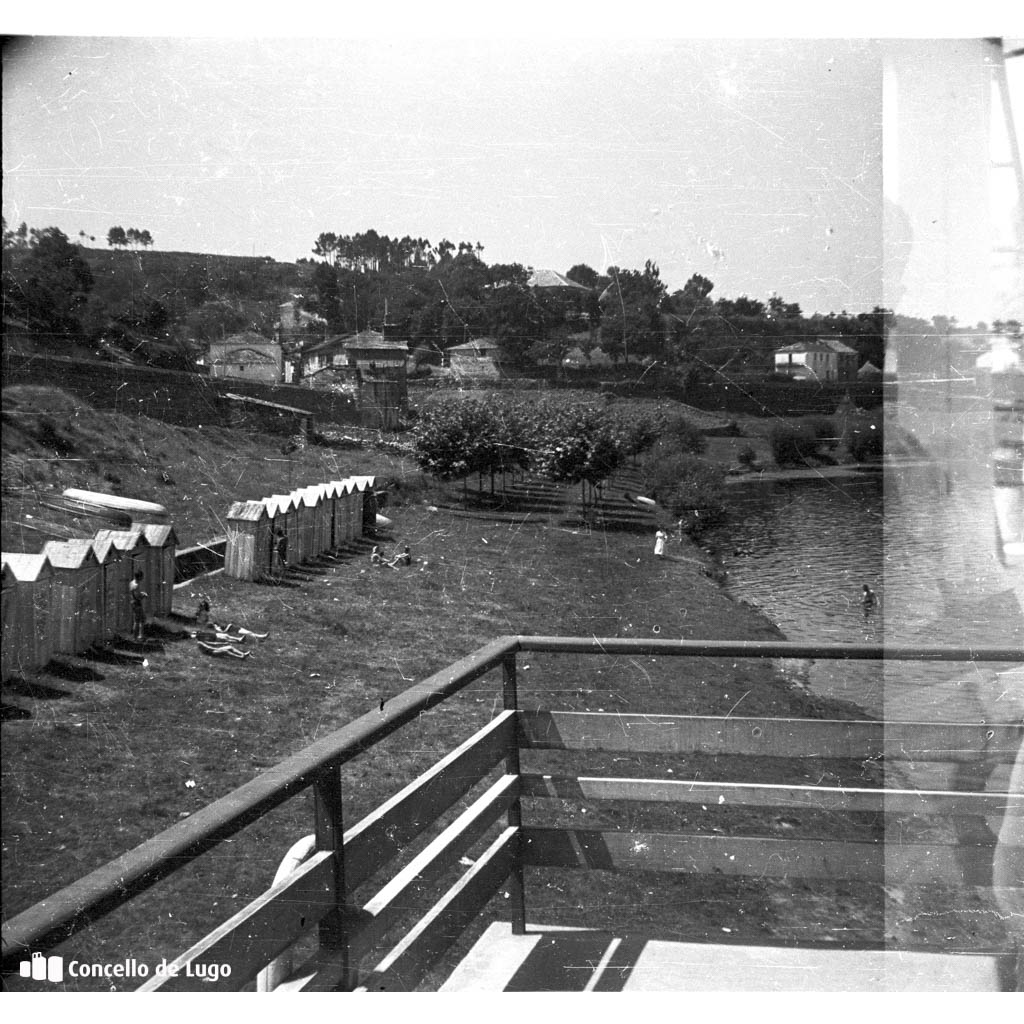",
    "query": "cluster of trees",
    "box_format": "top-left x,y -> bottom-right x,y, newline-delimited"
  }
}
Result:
106,226 -> 153,250
411,398 -> 725,532
2,222 -> 95,340
3,219 -> 301,367
300,227 -> 892,377
308,231 -> 483,271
